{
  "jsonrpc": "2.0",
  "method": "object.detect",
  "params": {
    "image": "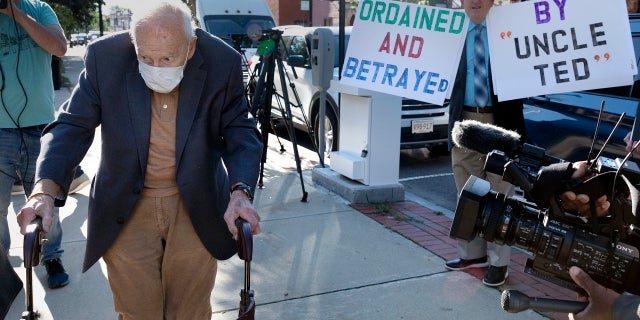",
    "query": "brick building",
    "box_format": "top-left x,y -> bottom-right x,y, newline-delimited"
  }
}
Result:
266,0 -> 358,27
